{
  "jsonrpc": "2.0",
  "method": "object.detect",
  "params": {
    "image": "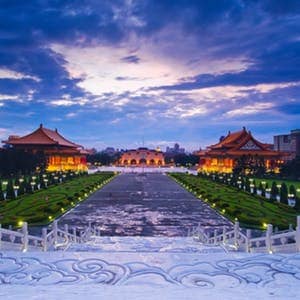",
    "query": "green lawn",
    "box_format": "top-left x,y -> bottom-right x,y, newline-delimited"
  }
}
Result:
169,173 -> 300,230
252,178 -> 300,196
0,172 -> 115,227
